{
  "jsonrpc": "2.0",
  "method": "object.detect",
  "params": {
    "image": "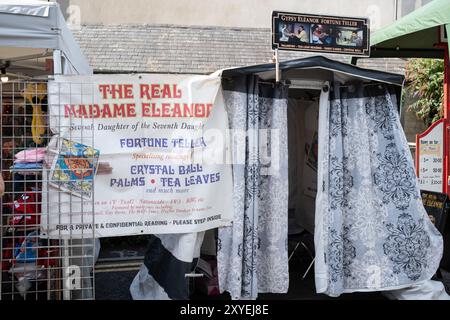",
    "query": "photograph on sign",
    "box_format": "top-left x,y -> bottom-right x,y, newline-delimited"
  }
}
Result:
272,11 -> 370,56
